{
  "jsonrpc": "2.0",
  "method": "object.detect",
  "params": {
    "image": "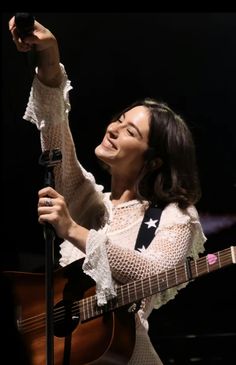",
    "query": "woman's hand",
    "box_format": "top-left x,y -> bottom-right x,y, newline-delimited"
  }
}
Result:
38,187 -> 88,253
38,187 -> 75,239
9,16 -> 57,53
9,16 -> 62,87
